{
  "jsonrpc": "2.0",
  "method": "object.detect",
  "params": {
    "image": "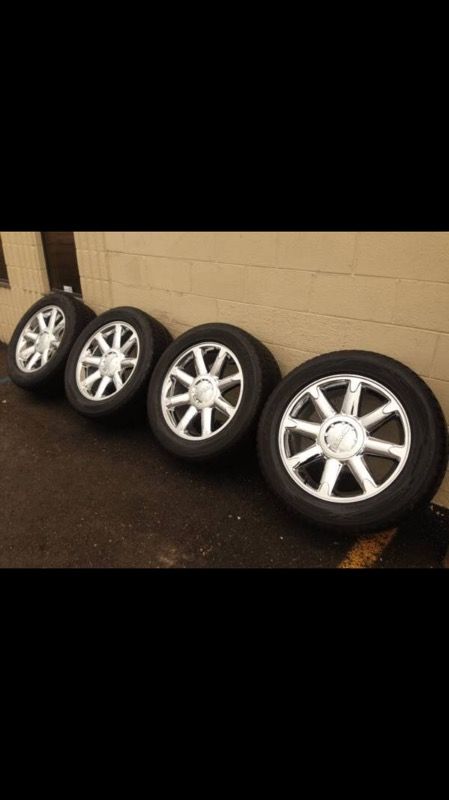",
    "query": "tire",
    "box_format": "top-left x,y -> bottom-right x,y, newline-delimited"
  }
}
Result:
147,322 -> 281,462
64,306 -> 171,419
257,350 -> 448,537
7,292 -> 96,391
